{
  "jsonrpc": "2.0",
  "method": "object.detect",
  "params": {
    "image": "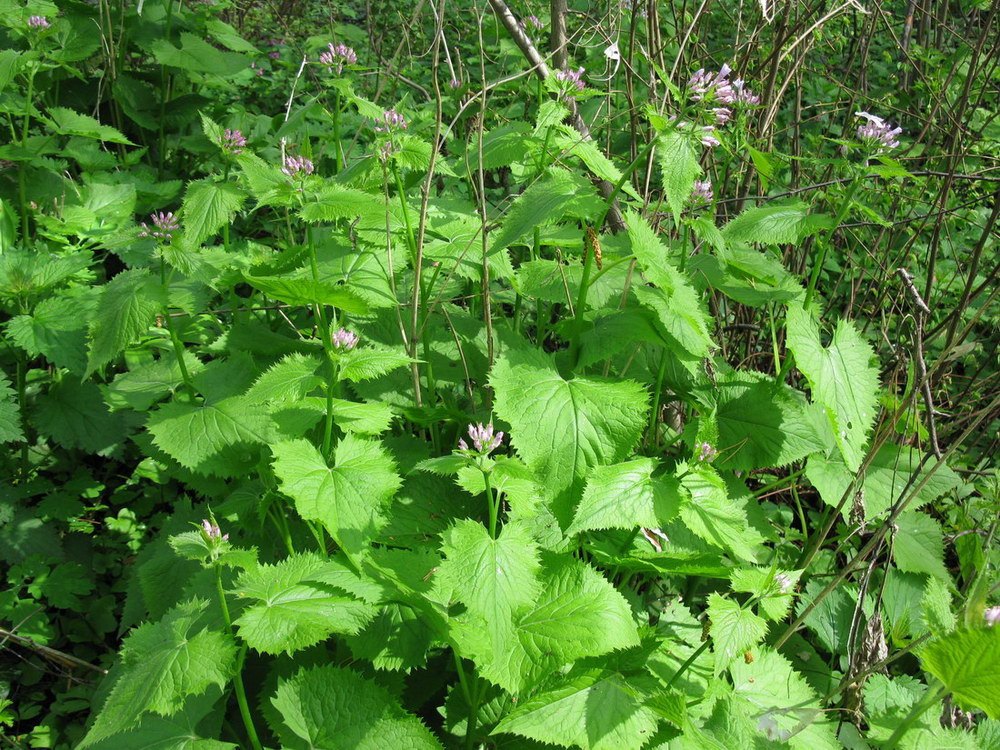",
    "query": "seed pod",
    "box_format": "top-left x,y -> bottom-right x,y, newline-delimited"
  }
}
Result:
585,226 -> 602,270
